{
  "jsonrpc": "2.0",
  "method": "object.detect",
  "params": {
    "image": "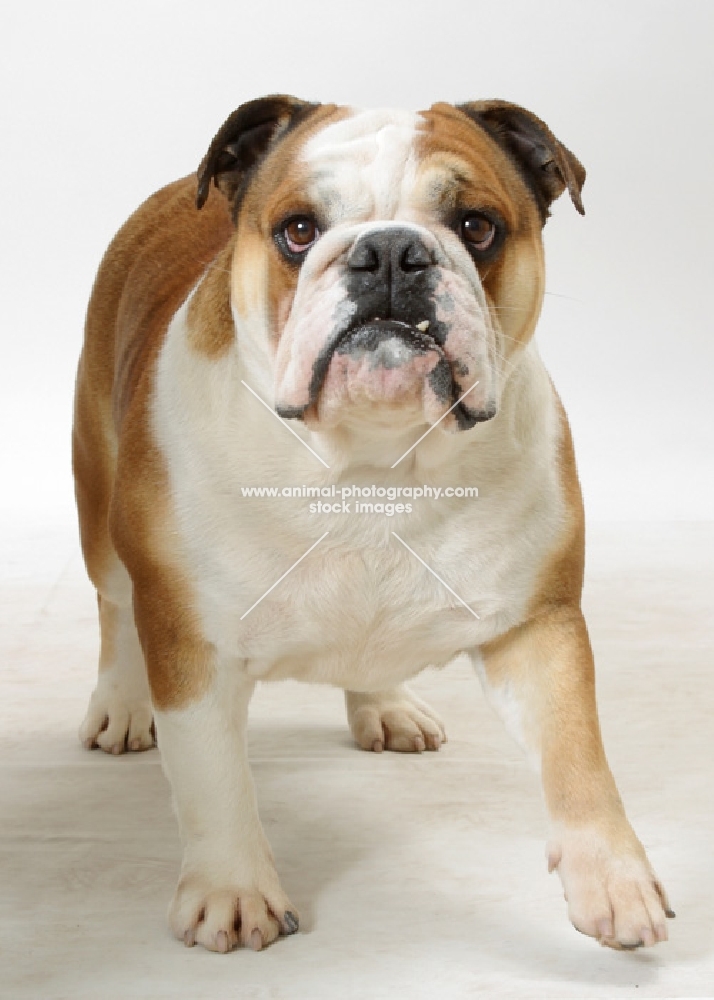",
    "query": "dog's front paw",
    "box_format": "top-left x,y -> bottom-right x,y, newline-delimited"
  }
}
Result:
547,824 -> 674,949
346,687 -> 446,753
79,667 -> 154,754
170,869 -> 299,953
